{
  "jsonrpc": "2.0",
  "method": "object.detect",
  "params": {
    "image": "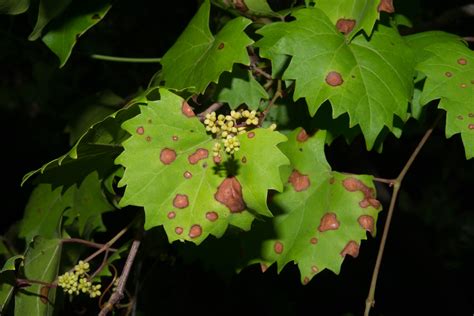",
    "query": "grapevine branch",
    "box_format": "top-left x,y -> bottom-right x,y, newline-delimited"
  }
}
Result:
364,113 -> 443,316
